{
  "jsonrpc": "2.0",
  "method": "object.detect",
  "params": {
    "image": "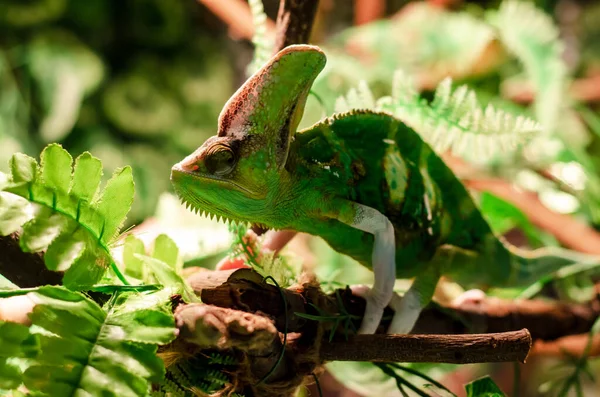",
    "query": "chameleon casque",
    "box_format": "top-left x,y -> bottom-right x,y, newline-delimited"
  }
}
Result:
171,45 -> 596,334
